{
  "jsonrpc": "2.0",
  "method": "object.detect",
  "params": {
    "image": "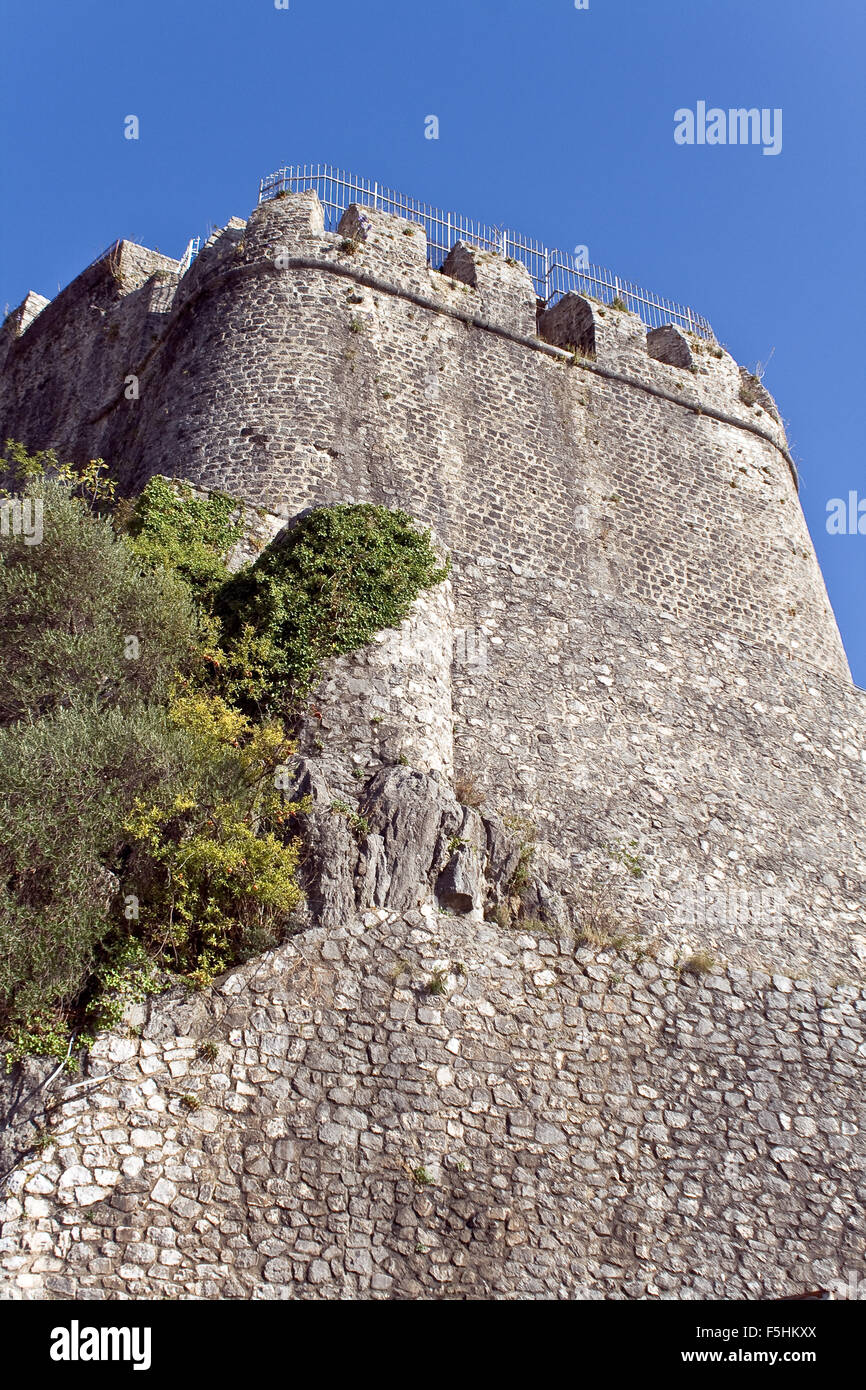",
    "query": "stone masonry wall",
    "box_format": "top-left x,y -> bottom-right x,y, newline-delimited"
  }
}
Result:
304,577 -> 456,792
1,188 -> 865,1300
1,191 -> 863,982
0,241 -> 182,468
1,915 -> 863,1301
